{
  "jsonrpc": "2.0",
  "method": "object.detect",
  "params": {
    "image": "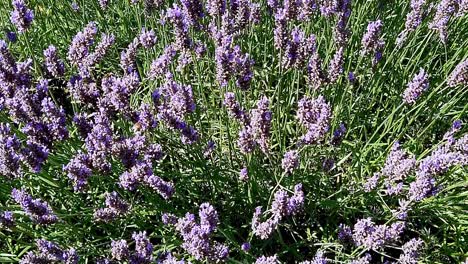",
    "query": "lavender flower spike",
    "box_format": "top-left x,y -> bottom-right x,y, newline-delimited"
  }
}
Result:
10,0 -> 34,33
447,59 -> 468,87
281,150 -> 299,174
11,188 -> 58,225
403,68 -> 429,104
43,45 -> 65,77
